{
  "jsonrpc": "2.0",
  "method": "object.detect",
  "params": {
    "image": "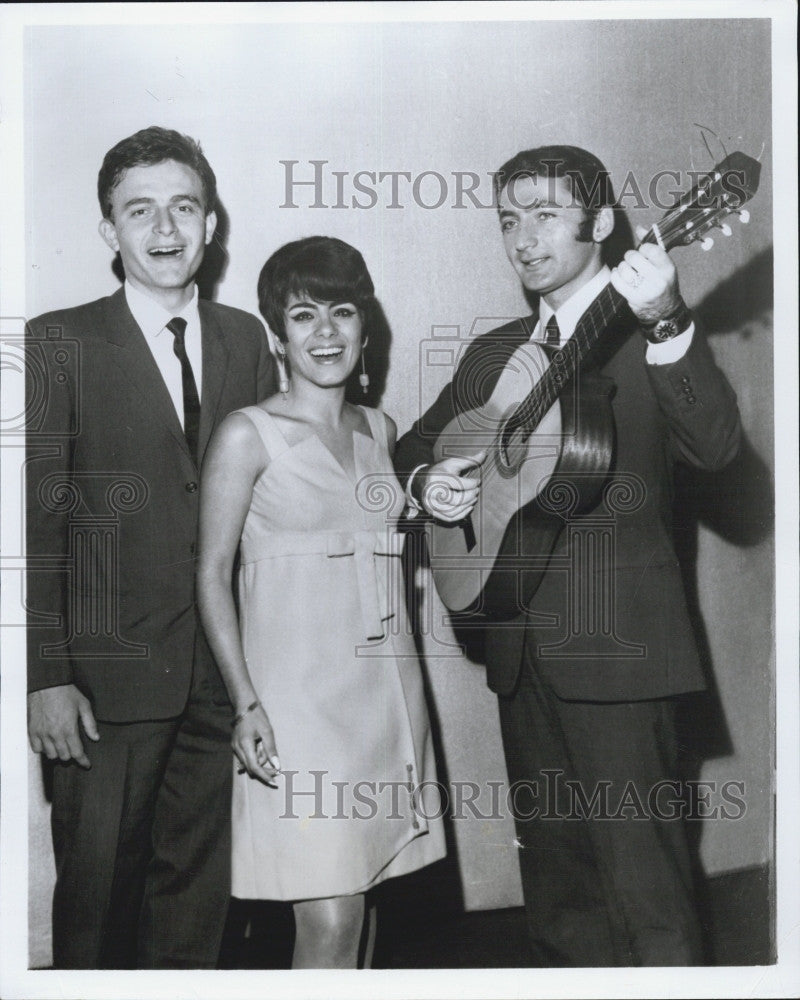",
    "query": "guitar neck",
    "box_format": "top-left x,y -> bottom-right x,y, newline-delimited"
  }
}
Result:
514,279 -> 628,435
